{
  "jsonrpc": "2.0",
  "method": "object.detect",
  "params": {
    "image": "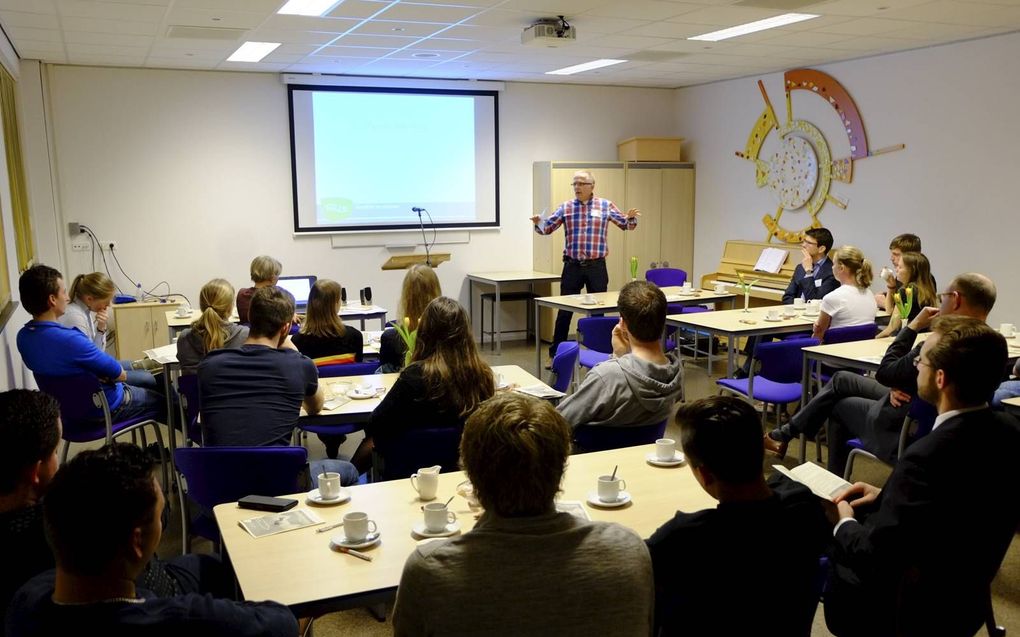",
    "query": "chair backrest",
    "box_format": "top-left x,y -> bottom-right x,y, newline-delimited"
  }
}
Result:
898,397 -> 938,455
574,419 -> 668,453
551,341 -> 580,393
373,427 -> 462,481
174,446 -> 308,511
577,316 -> 618,354
176,373 -> 202,444
34,373 -> 107,425
754,337 -> 819,384
822,323 -> 878,345
645,268 -> 688,288
317,361 -> 380,378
